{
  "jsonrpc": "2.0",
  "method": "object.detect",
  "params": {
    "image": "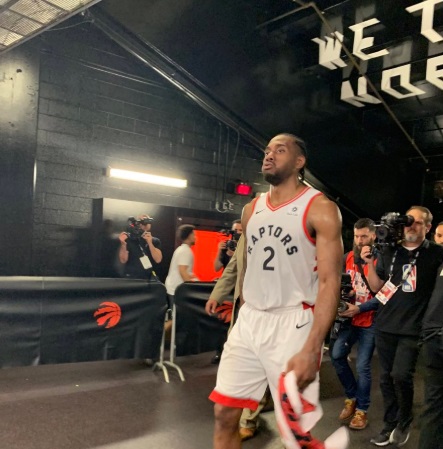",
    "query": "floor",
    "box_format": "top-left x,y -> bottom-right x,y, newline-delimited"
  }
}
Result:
0,351 -> 424,449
